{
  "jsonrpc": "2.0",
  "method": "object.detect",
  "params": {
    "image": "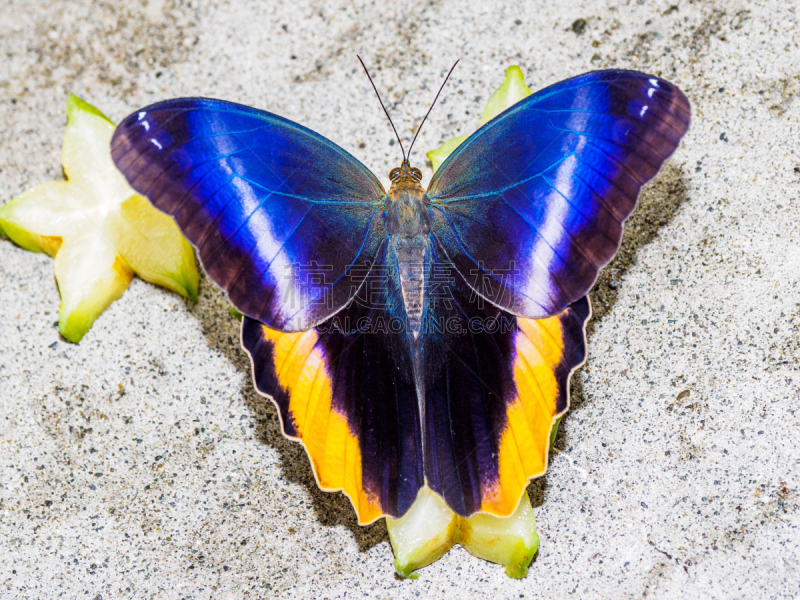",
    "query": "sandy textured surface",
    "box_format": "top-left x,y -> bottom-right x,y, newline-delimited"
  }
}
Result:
1,0 -> 799,598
